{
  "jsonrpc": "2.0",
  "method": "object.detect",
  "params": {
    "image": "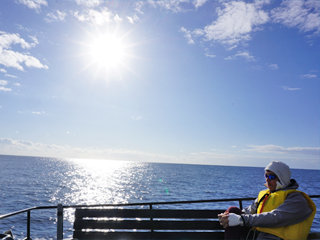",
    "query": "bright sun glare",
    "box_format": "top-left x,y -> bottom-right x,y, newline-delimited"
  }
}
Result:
90,35 -> 125,68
